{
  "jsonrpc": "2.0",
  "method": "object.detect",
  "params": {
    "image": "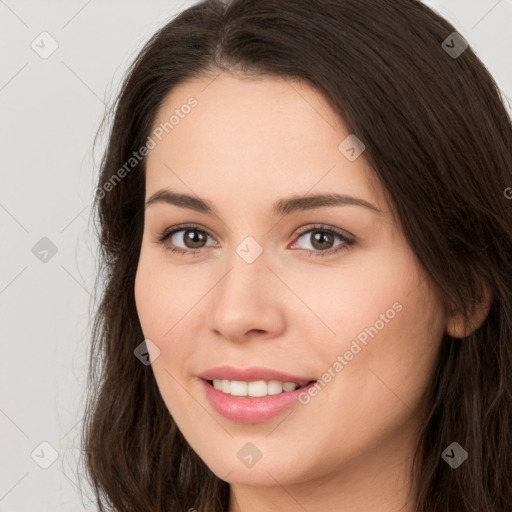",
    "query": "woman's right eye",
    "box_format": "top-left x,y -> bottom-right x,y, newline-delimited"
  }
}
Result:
157,224 -> 217,255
